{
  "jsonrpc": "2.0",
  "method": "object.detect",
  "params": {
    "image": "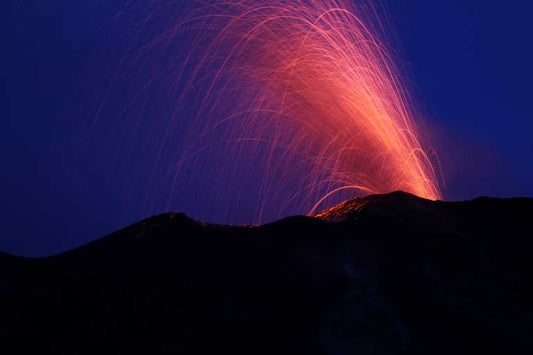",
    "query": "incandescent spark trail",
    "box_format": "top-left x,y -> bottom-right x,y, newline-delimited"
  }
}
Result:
141,0 -> 442,222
